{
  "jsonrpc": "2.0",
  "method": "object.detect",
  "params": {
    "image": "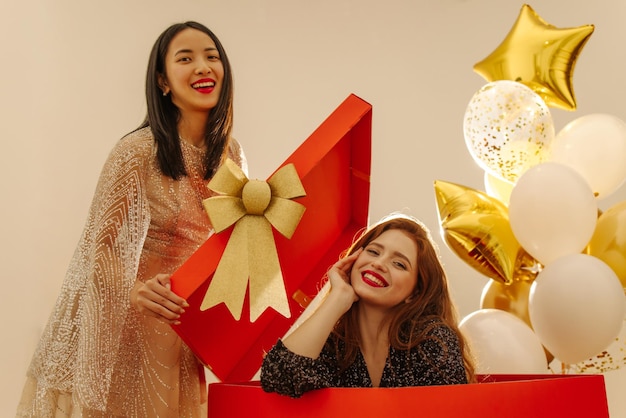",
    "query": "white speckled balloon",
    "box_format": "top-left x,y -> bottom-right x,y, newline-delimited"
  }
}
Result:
463,80 -> 555,183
